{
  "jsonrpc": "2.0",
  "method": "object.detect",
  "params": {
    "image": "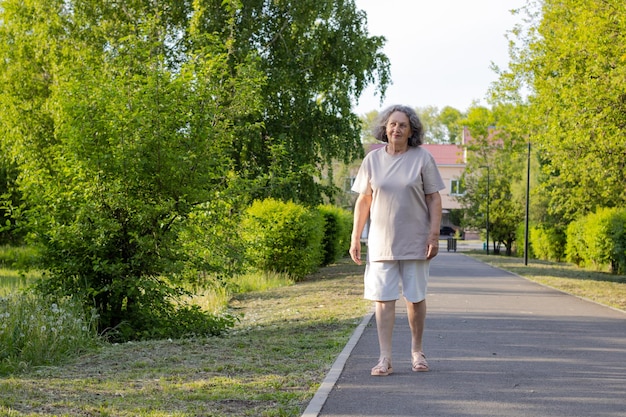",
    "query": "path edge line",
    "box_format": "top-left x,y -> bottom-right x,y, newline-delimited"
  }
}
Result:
300,310 -> 374,417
